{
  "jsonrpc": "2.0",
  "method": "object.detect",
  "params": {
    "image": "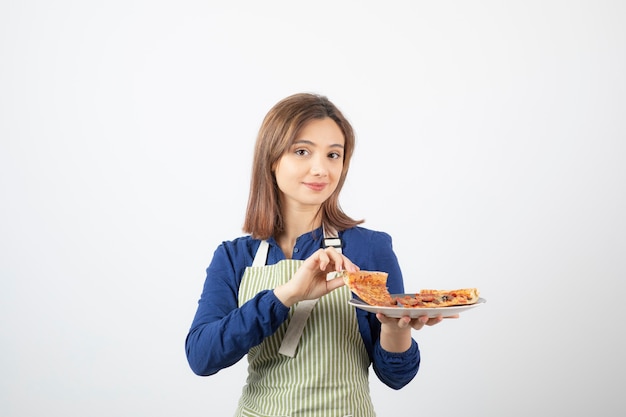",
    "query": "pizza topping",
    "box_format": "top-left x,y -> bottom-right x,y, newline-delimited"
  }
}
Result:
395,288 -> 480,308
